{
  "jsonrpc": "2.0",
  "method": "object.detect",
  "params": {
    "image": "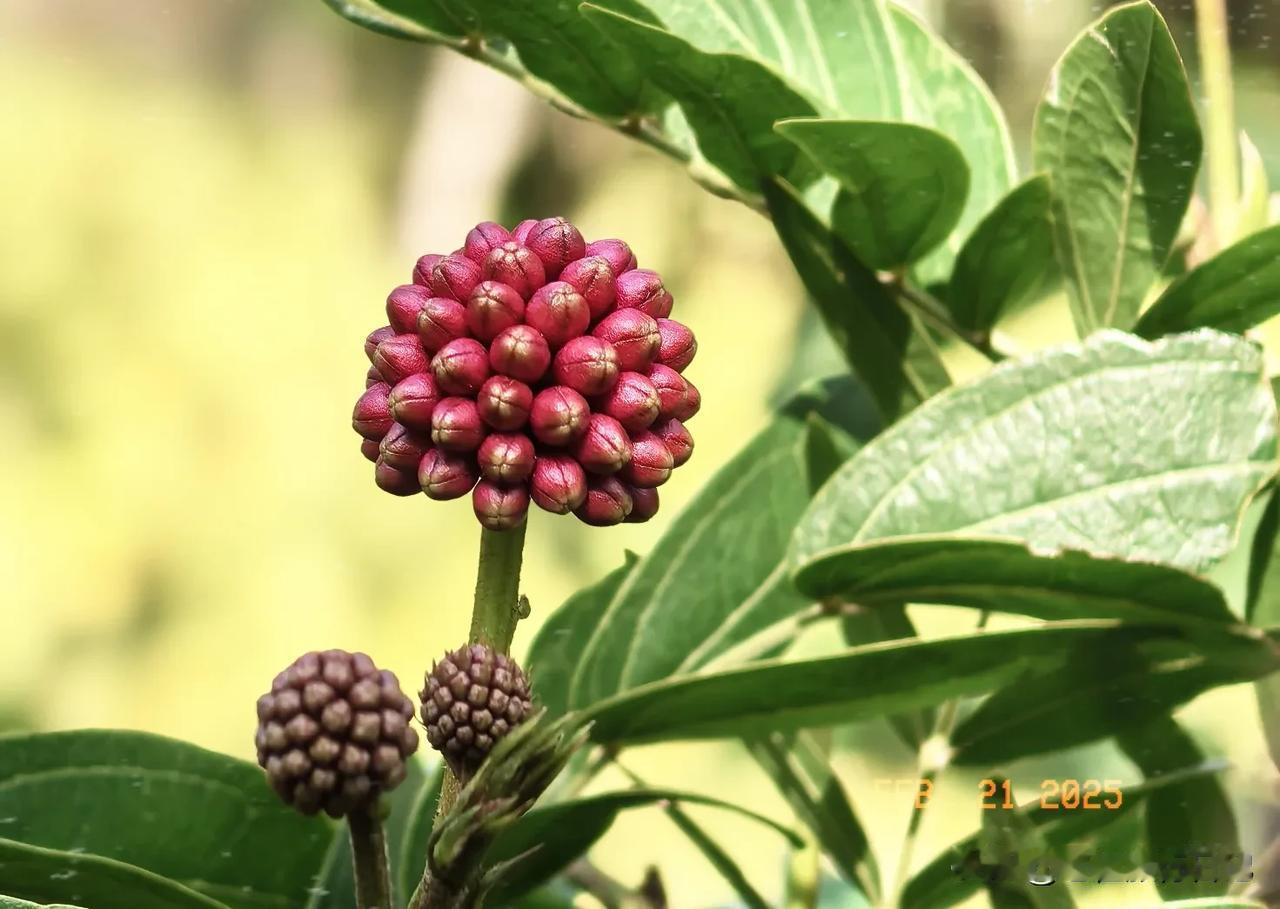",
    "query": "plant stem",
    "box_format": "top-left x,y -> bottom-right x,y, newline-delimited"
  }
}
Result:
468,522 -> 529,652
349,803 -> 393,909
892,280 -> 1007,364
1195,0 -> 1238,245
